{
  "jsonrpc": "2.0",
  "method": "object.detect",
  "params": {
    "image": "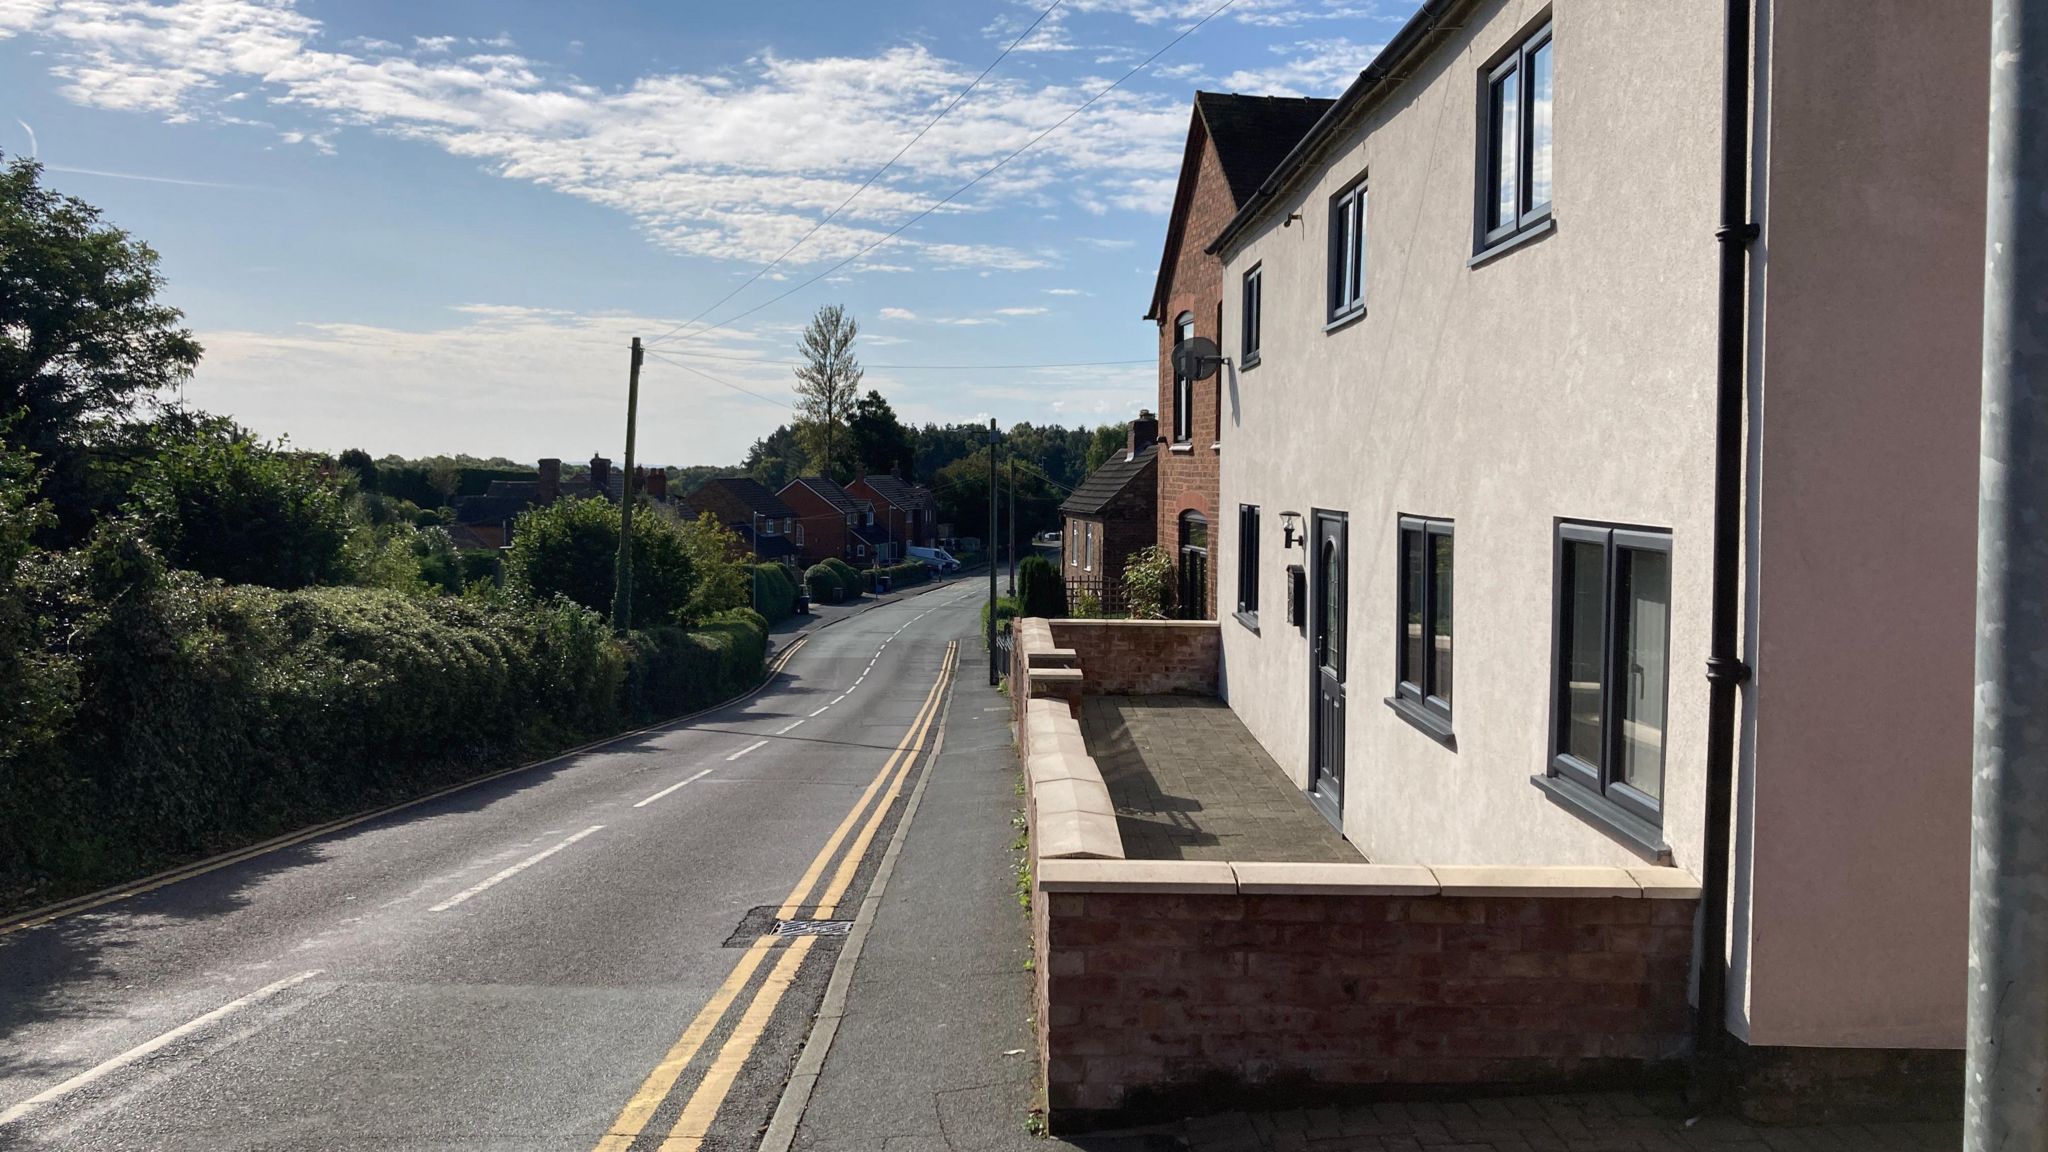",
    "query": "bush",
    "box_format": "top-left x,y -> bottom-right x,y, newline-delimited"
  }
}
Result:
749,563 -> 797,622
980,594 -> 1022,646
1122,544 -> 1176,620
623,609 -> 769,722
503,496 -> 695,625
823,557 -> 862,597
1016,554 -> 1065,619
805,563 -> 842,603
131,420 -> 352,590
